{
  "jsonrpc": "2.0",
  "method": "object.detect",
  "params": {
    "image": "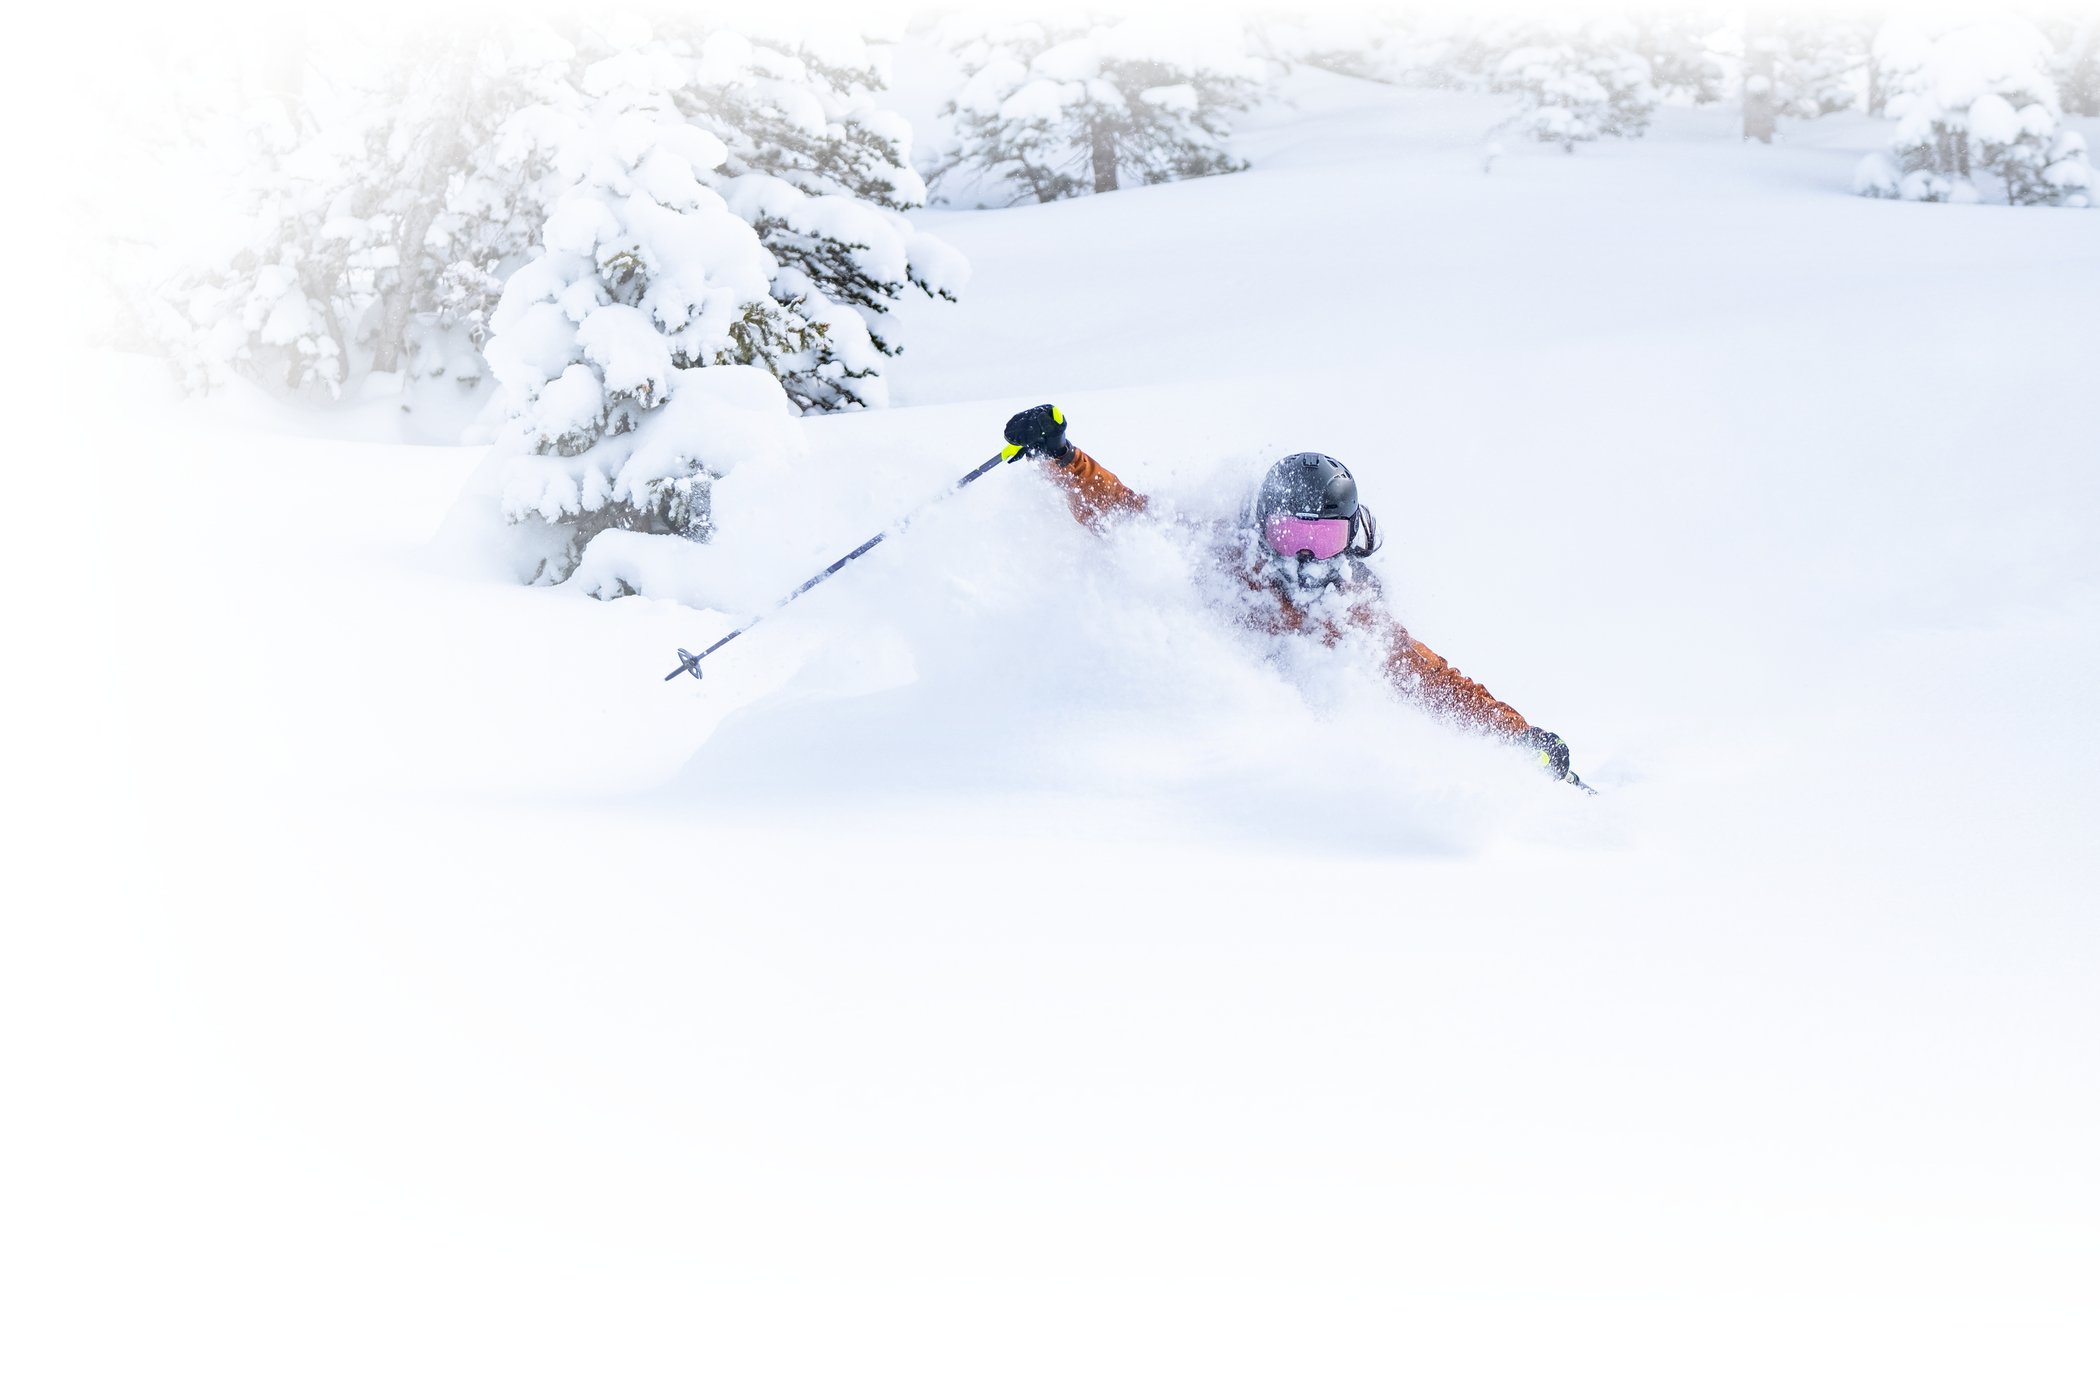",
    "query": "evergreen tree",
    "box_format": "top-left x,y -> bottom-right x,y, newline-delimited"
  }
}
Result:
937,18 -> 1261,204
1866,17 -> 1931,119
672,28 -> 966,394
481,32 -> 819,582
1748,11 -> 1868,143
1631,8 -> 1726,106
1770,15 -> 1868,120
1492,21 -> 1659,152
1855,18 -> 2094,207
143,15 -> 962,412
